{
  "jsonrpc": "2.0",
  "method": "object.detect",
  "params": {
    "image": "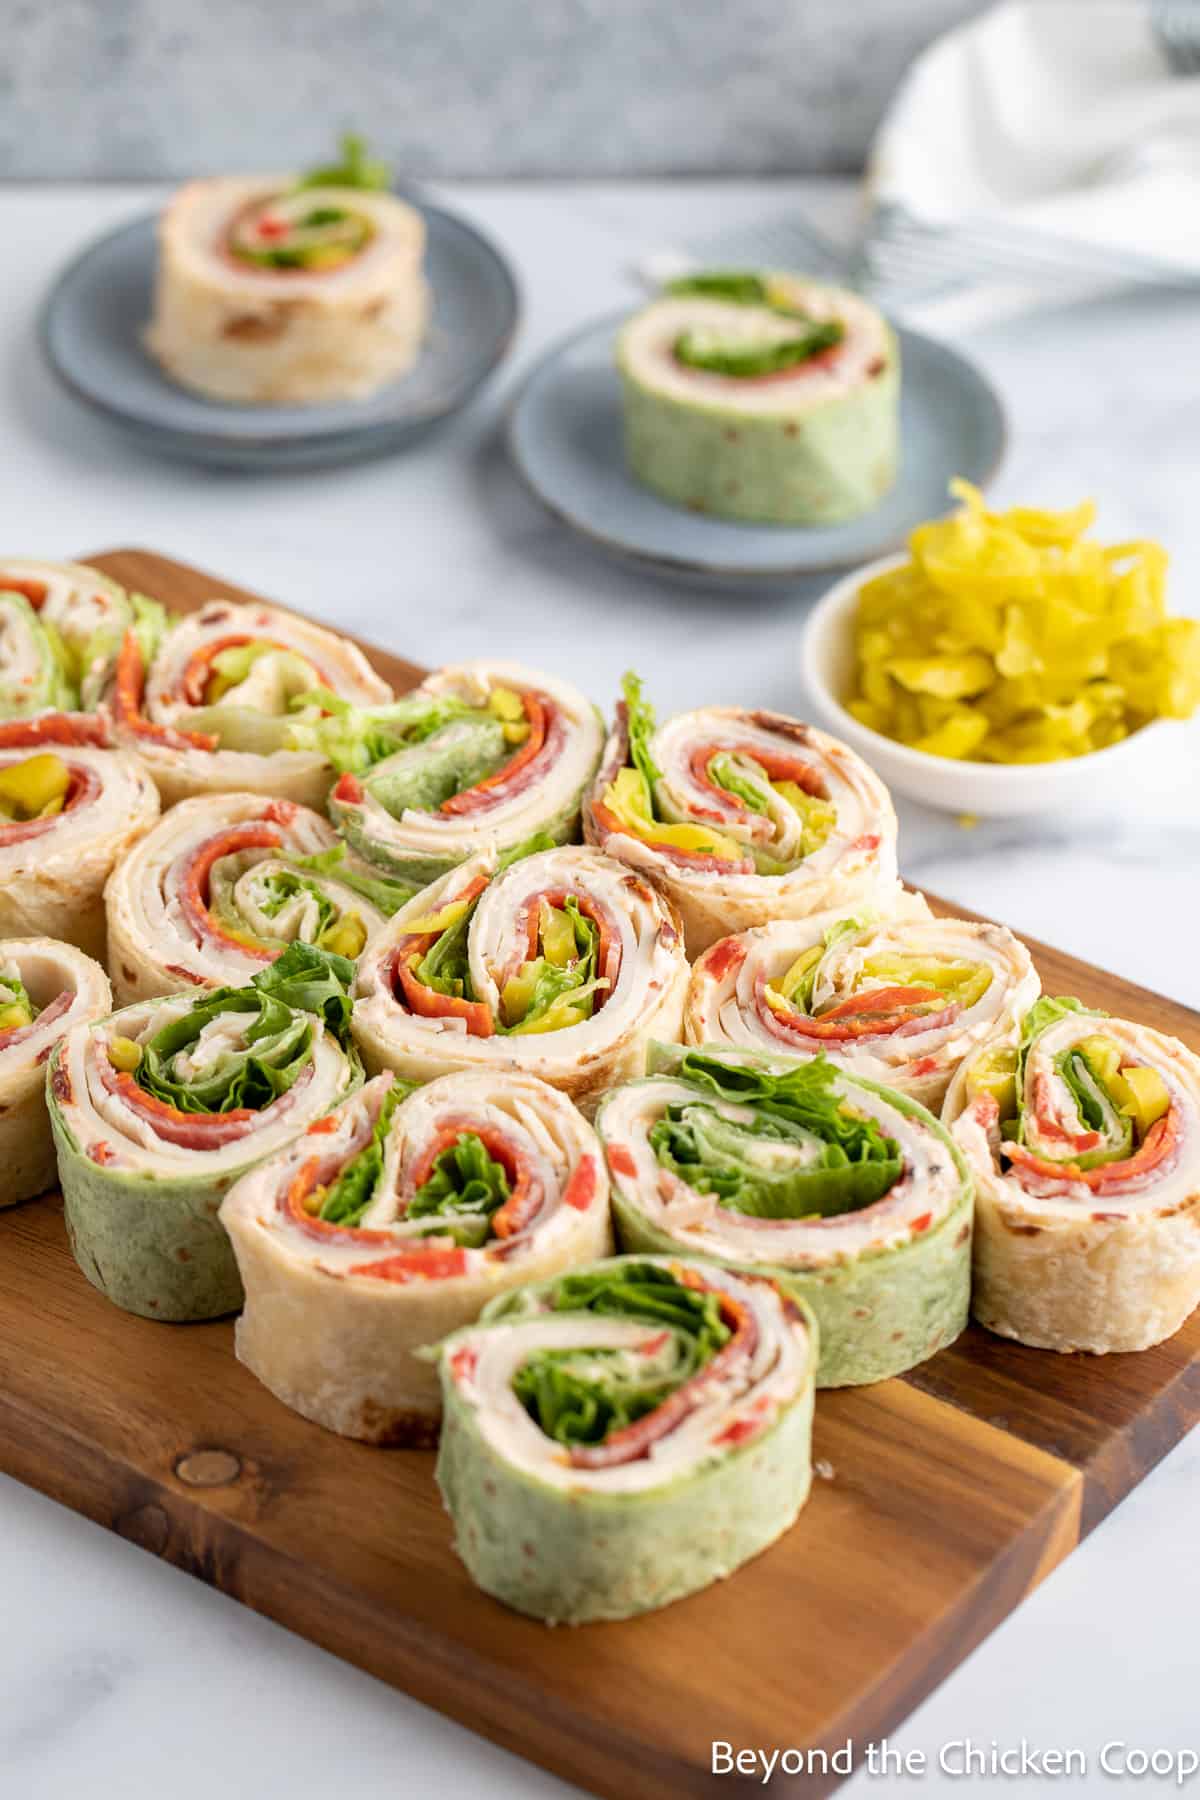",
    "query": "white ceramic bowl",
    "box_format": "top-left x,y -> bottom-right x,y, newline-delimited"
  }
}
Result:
799,552 -> 1162,817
